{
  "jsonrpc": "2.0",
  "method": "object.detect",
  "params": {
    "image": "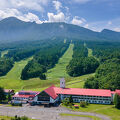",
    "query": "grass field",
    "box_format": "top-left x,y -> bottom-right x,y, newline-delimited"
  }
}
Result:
60,113 -> 101,120
87,48 -> 93,57
1,50 -> 8,57
0,43 -> 94,91
46,44 -> 74,80
0,116 -> 12,120
63,104 -> 120,120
